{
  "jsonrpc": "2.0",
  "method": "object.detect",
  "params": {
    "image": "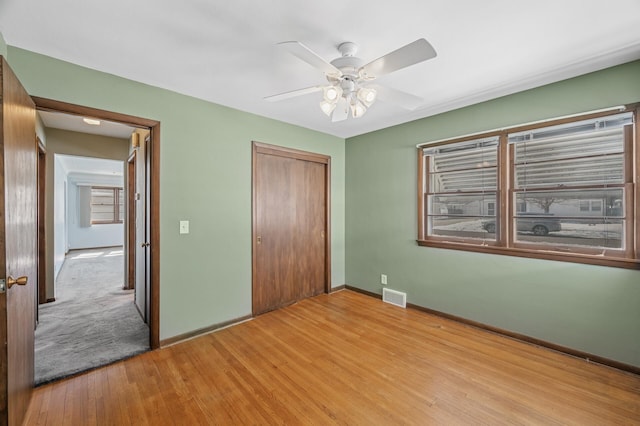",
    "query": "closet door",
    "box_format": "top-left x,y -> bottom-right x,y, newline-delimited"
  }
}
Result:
252,142 -> 329,316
